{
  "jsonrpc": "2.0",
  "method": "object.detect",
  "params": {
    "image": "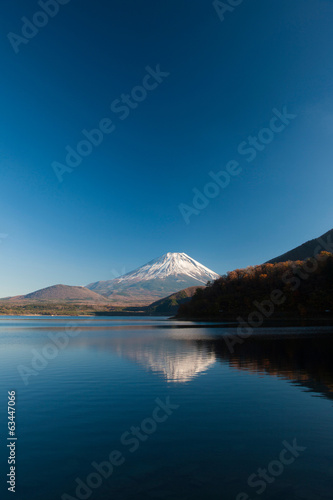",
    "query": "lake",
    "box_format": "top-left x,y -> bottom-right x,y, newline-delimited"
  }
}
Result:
1,316 -> 333,500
